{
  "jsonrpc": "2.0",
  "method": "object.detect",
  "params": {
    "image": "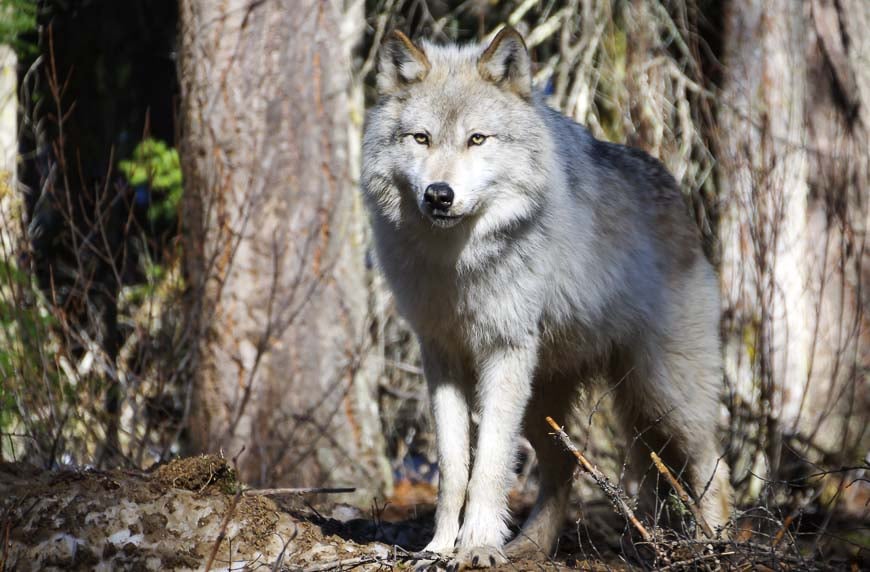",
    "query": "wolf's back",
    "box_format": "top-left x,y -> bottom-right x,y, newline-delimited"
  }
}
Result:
536,101 -> 704,279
